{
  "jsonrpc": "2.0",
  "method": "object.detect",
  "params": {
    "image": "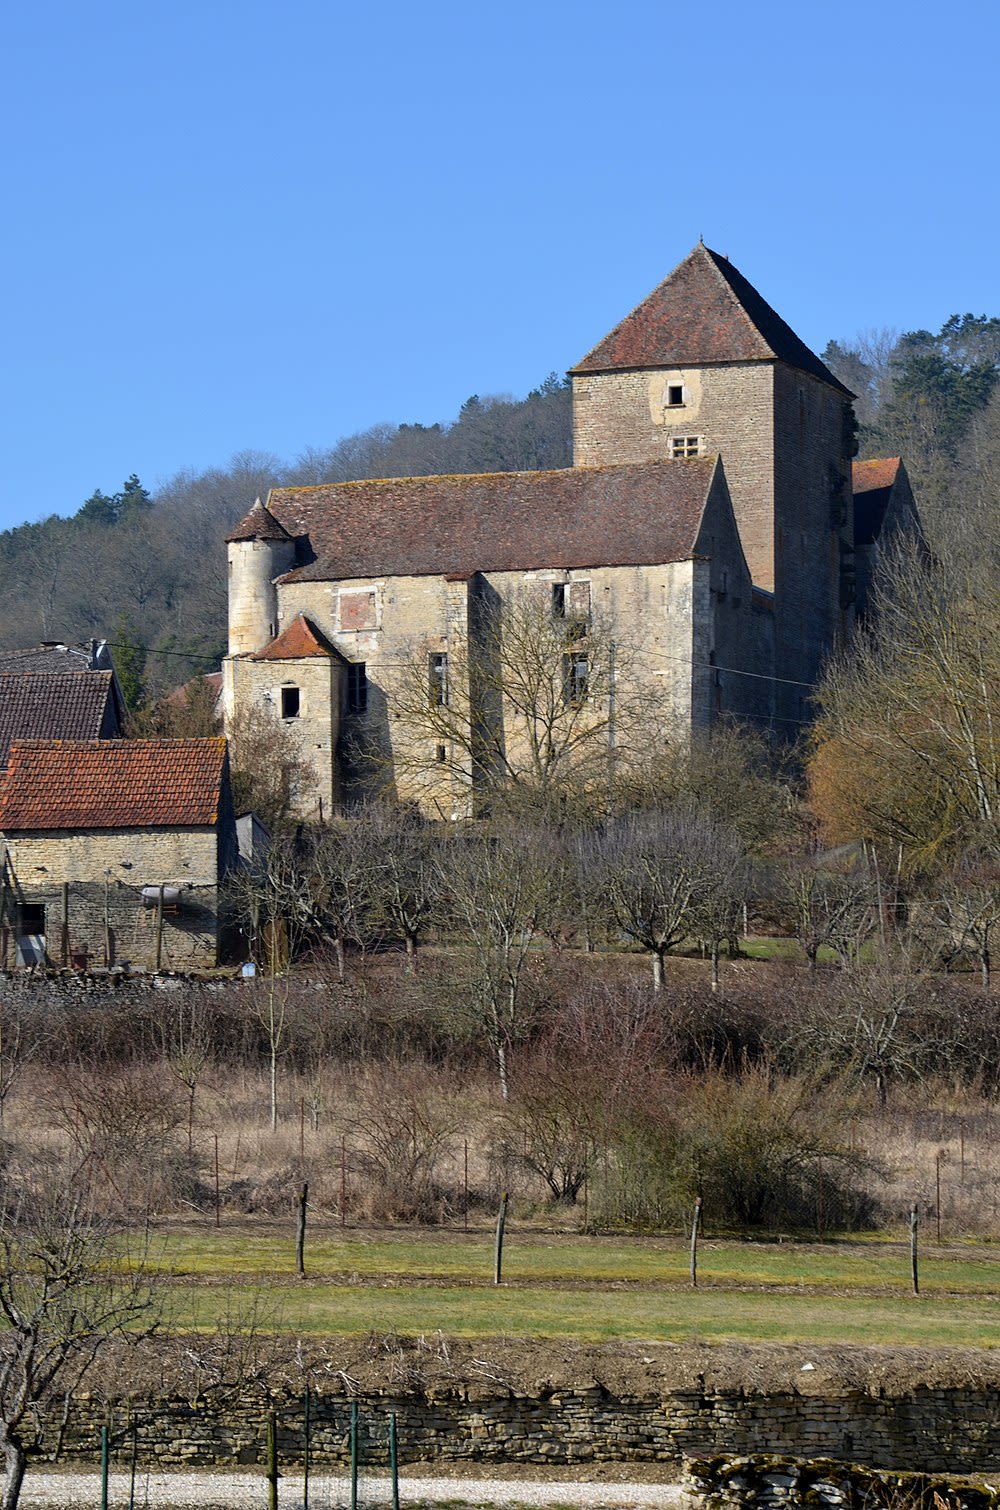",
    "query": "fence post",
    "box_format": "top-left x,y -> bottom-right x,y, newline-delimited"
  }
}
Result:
350,1400 -> 359,1510
910,1204 -> 919,1296
266,1409 -> 278,1510
494,1191 -> 508,1286
296,1182 -> 308,1275
303,1384 -> 311,1510
689,1196 -> 702,1289
100,1425 -> 109,1510
390,1410 -> 400,1510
